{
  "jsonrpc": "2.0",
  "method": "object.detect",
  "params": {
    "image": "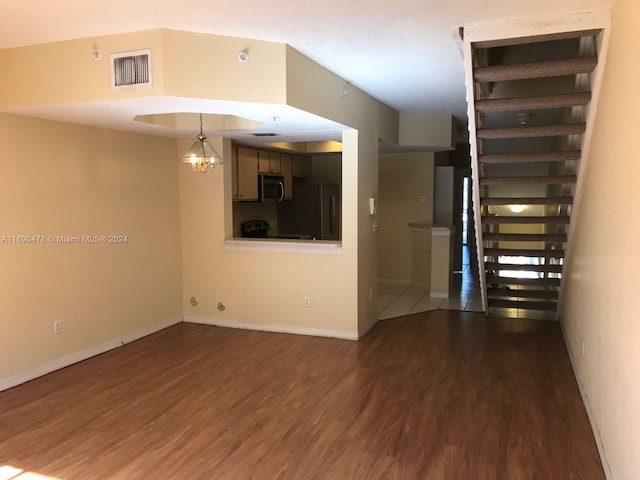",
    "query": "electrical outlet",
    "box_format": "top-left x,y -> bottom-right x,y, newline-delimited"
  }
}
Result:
420,195 -> 426,203
53,320 -> 62,334
304,296 -> 311,307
